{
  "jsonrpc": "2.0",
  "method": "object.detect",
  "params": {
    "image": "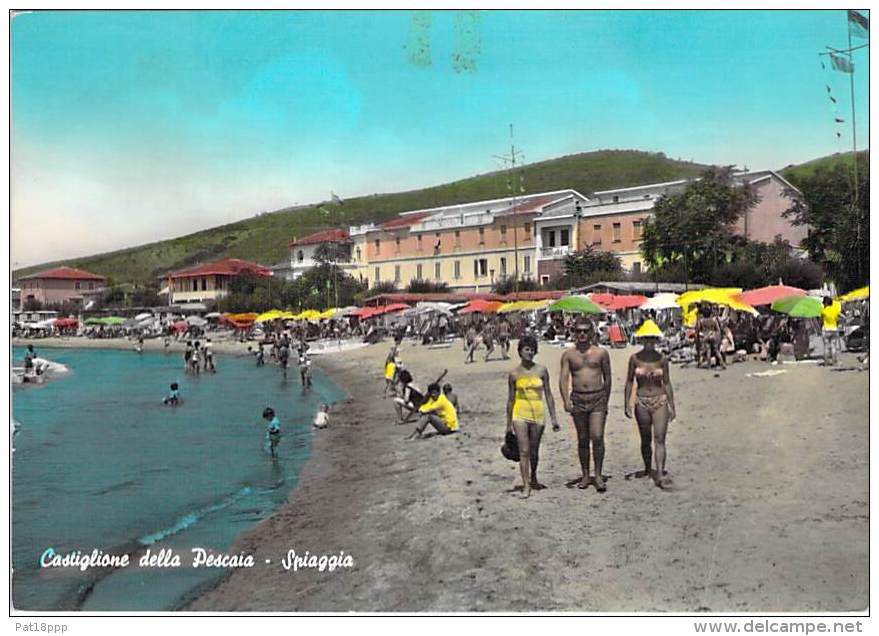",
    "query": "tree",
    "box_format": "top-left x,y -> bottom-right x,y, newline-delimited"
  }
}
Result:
406,279 -> 450,293
640,167 -> 759,283
492,276 -> 540,295
562,245 -> 623,288
783,154 -> 869,292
